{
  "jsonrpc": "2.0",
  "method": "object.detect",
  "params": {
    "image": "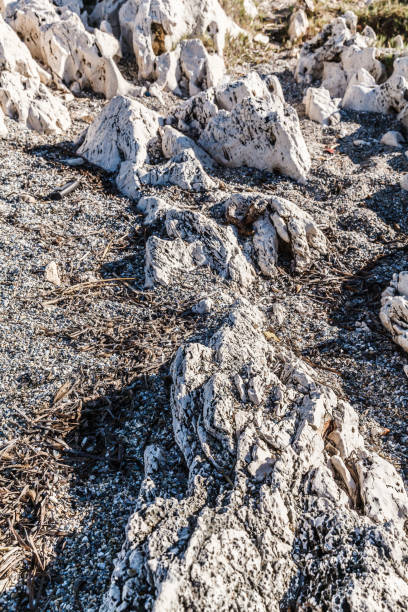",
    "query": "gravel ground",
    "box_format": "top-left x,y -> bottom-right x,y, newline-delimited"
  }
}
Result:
1,21 -> 408,612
